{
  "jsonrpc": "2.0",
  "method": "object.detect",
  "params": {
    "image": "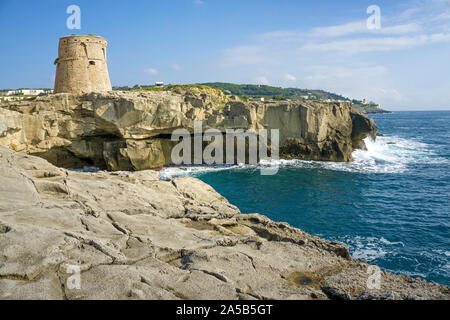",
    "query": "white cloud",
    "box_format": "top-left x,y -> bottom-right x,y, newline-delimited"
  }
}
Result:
301,64 -> 405,106
144,68 -> 158,76
219,45 -> 274,67
300,33 -> 450,54
262,22 -> 422,41
378,23 -> 423,35
304,65 -> 388,82
283,74 -> 296,81
399,7 -> 422,20
254,76 -> 269,85
214,0 -> 450,107
432,11 -> 450,21
172,64 -> 181,71
310,21 -> 367,38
